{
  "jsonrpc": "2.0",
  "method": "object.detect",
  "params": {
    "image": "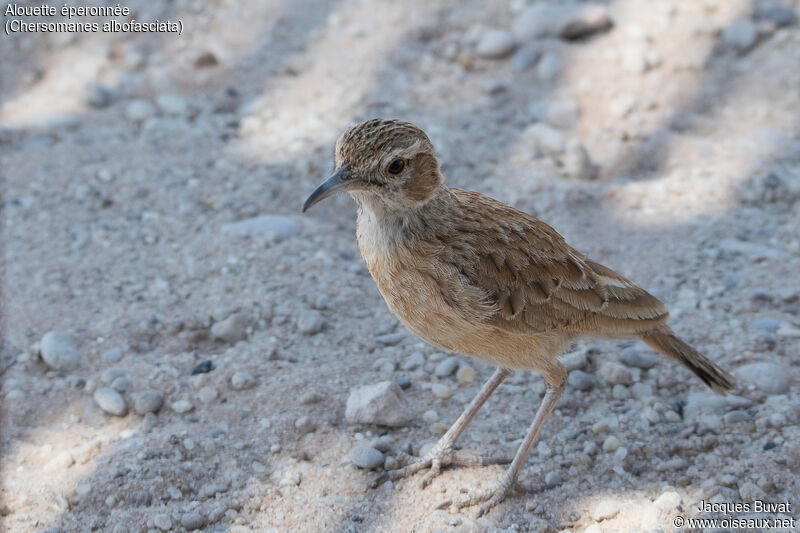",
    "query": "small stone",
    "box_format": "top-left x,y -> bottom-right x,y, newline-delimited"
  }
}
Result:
197,386 -> 218,404
435,357 -> 459,377
171,400 -> 194,414
736,363 -> 790,395
751,317 -> 783,332
111,377 -> 132,392
101,367 -> 126,384
296,310 -> 325,335
180,511 -> 205,530
592,416 -> 619,434
222,215 -> 301,241
349,445 -> 384,469
45,451 -> 75,471
653,491 -> 681,511
375,332 -> 406,346
101,347 -> 124,364
529,98 -> 581,130
612,384 -> 630,400
384,455 -> 399,470
195,51 -> 218,68
211,313 -> 249,343
526,122 -> 566,154
592,498 -> 620,521
511,47 -> 540,71
154,513 -> 172,531
544,471 -> 561,487
723,19 -> 758,53
132,390 -> 164,415
128,490 -> 152,506
620,347 -> 658,369
757,4 -> 797,27
230,371 -> 257,390
559,350 -> 588,371
191,360 -> 214,375
643,406 -> 661,424
430,422 -> 448,434
82,83 -> 113,108
597,361 -> 633,385
40,331 -> 80,371
602,435 -> 620,453
345,382 -> 412,427
94,387 -> 127,416
563,139 -> 595,180
295,415 -> 315,434
476,29 -> 516,59
456,365 -> 475,384
537,52 -> 562,81
402,352 -> 425,371
300,391 -> 322,404
370,435 -> 394,452
124,99 -> 156,122
432,383 -> 454,399
664,410 -> 681,423
513,4 -> 613,41
568,370 -> 596,391
422,410 -> 439,423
